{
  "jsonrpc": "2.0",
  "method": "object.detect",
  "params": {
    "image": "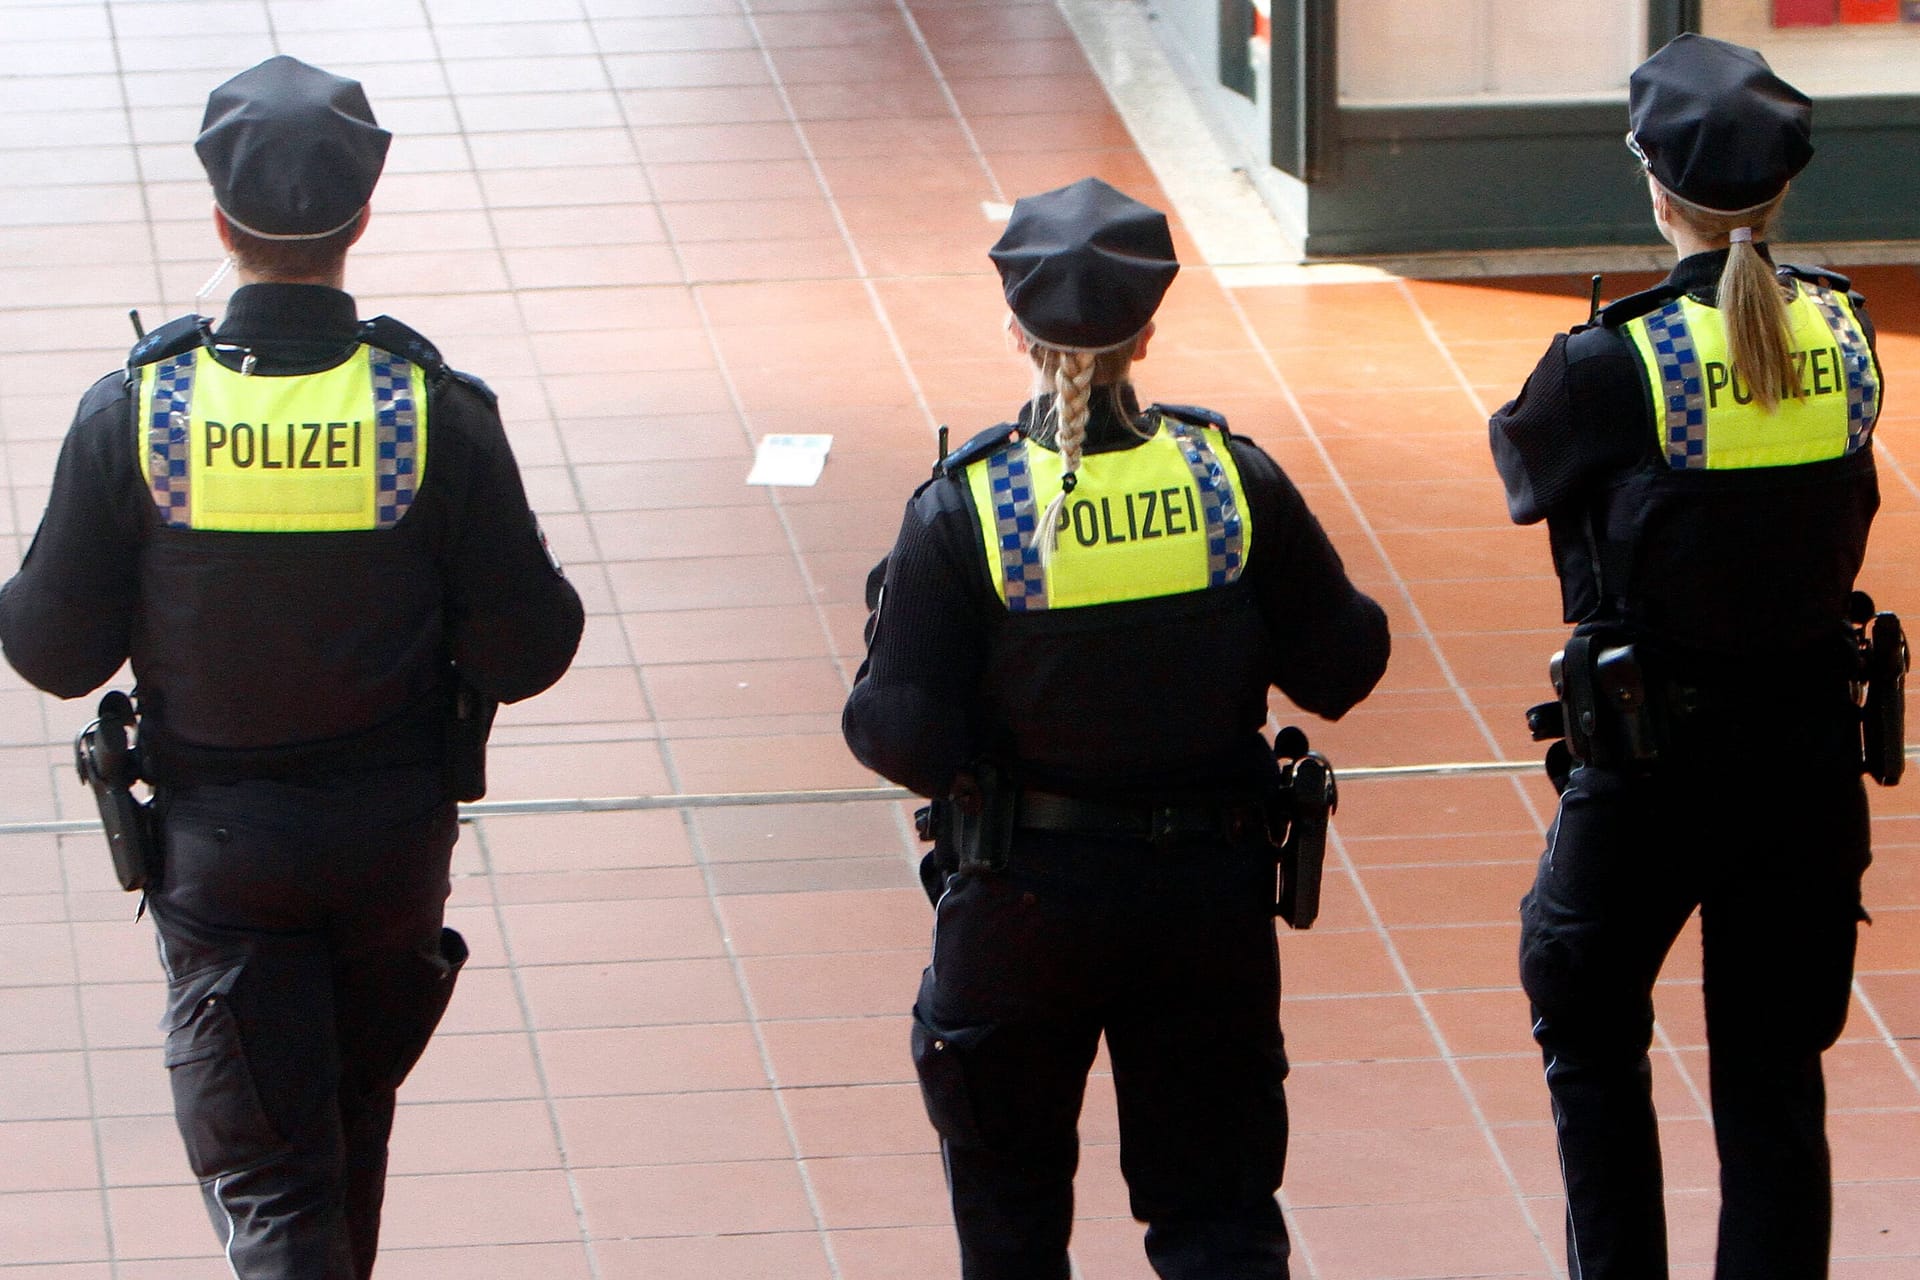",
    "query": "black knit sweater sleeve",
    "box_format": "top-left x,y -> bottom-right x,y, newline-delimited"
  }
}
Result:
1230,438 -> 1390,720
0,374 -> 146,698
841,476 -> 995,798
